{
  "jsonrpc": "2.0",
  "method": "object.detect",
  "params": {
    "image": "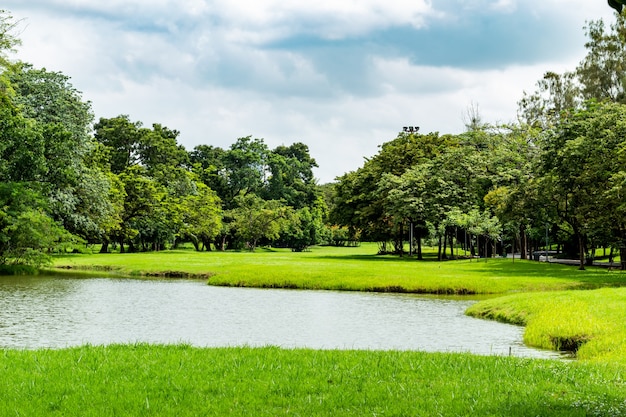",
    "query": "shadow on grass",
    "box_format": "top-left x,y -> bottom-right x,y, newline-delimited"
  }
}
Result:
312,253 -> 444,262
313,253 -> 626,287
